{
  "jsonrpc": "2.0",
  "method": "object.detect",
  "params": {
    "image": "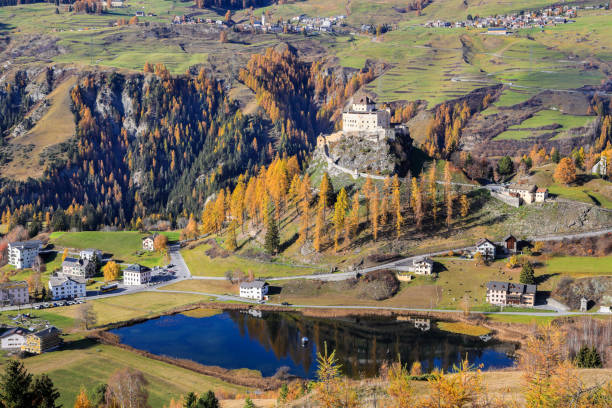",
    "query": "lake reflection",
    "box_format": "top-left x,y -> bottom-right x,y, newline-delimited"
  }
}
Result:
110,310 -> 517,378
